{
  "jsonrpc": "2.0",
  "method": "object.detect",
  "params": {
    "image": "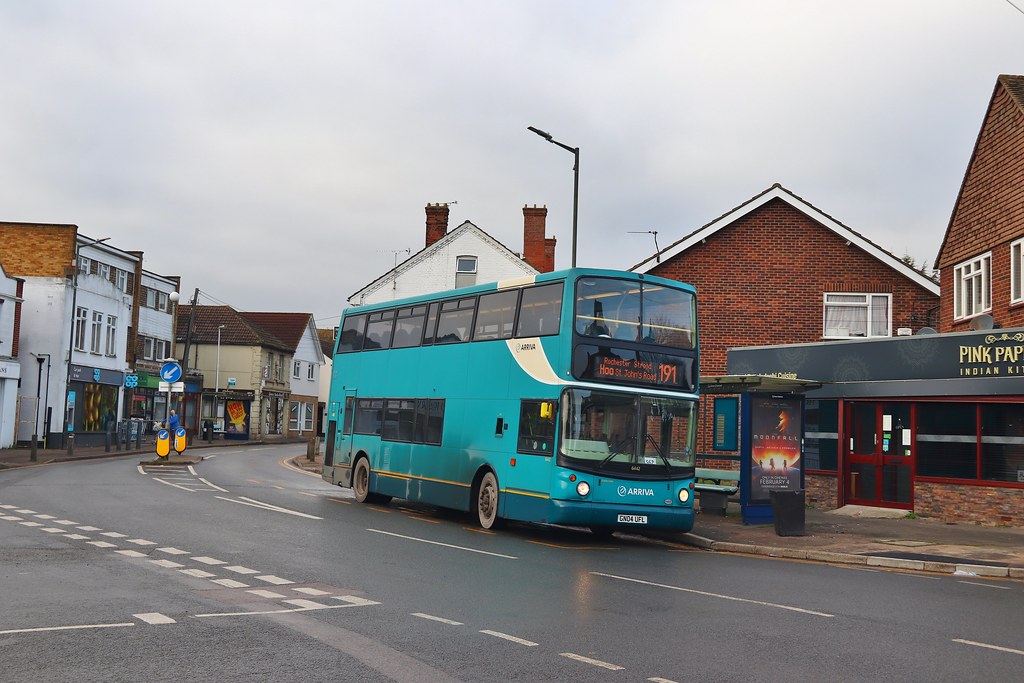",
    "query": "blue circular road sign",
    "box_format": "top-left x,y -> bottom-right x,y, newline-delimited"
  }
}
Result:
160,362 -> 182,383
